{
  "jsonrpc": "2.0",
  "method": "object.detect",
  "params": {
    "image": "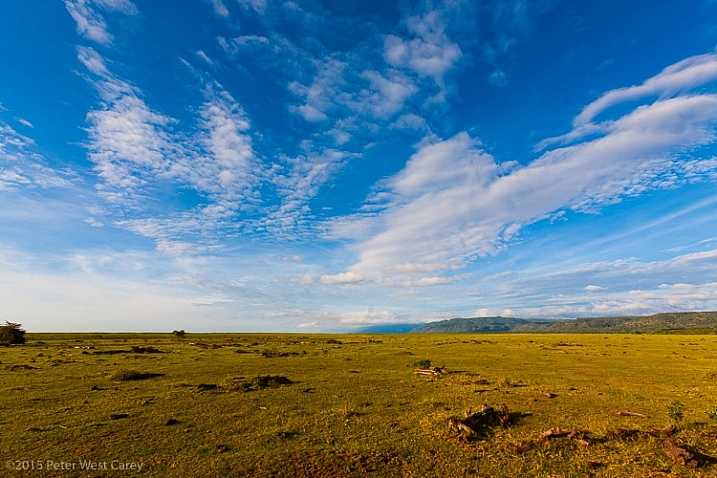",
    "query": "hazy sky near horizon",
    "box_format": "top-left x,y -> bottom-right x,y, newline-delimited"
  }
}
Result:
2,0 -> 717,332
